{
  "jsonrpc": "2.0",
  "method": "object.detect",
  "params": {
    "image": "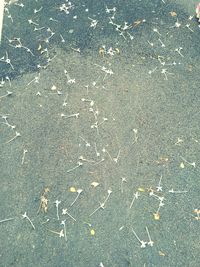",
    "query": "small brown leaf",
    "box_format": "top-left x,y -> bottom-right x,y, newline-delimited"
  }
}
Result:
169,11 -> 177,17
133,20 -> 141,27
